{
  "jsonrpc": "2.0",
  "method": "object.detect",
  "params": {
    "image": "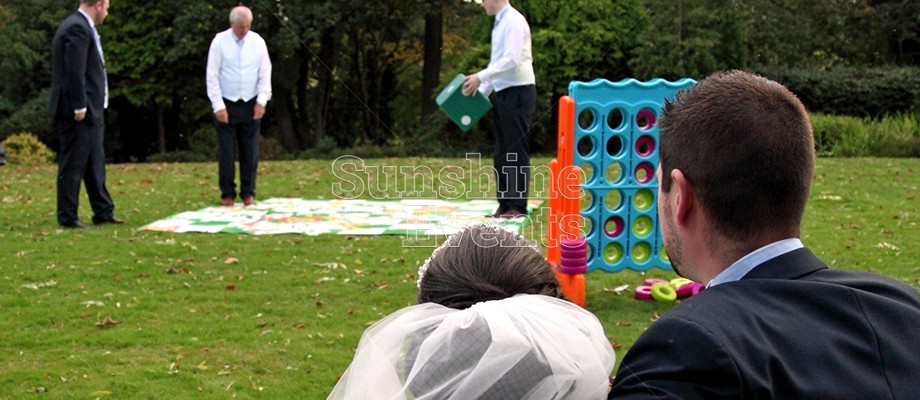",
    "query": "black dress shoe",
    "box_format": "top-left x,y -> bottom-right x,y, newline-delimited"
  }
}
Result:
60,221 -> 96,229
487,205 -> 509,218
497,208 -> 527,219
93,216 -> 125,225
